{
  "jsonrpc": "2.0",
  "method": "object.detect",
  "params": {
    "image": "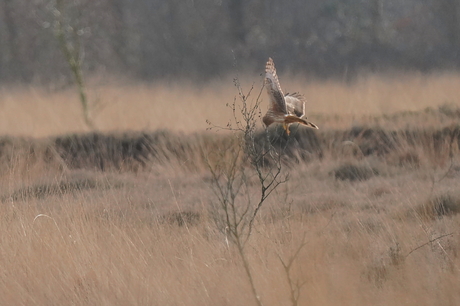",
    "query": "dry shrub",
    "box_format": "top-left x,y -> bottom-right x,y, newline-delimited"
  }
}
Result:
323,124 -> 460,167
321,127 -> 397,161
53,132 -> 152,171
0,131 -> 235,176
417,193 -> 460,219
53,130 -> 232,173
438,103 -> 460,118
